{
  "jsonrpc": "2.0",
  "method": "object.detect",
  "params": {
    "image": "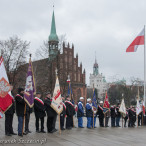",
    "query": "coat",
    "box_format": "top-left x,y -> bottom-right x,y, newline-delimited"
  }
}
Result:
86,103 -> 93,117
97,105 -> 104,118
77,101 -> 84,117
65,100 -> 75,117
34,97 -> 46,118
